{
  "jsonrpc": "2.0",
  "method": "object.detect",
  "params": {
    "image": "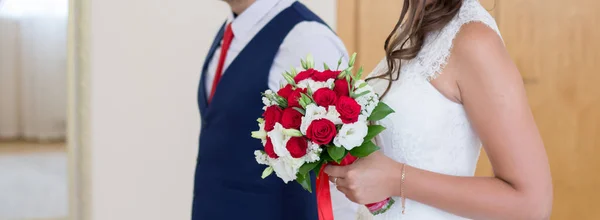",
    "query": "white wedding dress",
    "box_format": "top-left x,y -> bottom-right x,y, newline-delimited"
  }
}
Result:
348,0 -> 502,219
